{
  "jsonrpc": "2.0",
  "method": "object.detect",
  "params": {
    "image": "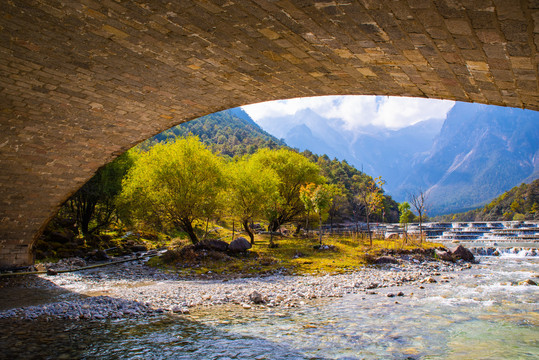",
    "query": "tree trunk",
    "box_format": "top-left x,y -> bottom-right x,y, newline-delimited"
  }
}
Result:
418,214 -> 423,244
80,199 -> 96,235
268,219 -> 280,232
182,219 -> 198,244
243,219 -> 254,244
404,224 -> 408,244
305,211 -> 310,237
232,220 -> 235,241
318,214 -> 323,245
204,217 -> 210,240
366,209 -> 372,247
